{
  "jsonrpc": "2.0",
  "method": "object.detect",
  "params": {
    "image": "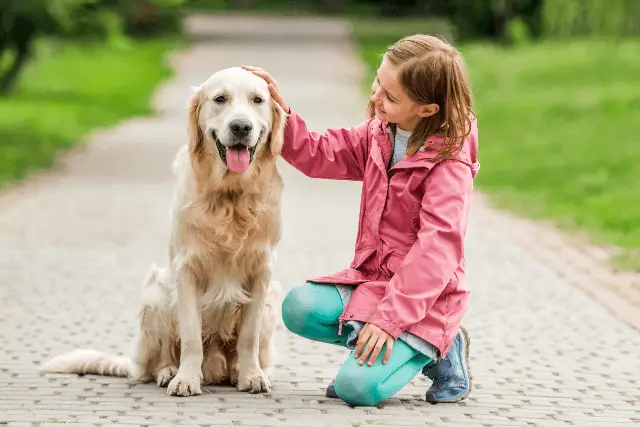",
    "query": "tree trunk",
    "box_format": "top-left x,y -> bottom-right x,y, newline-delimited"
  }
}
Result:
0,15 -> 36,96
